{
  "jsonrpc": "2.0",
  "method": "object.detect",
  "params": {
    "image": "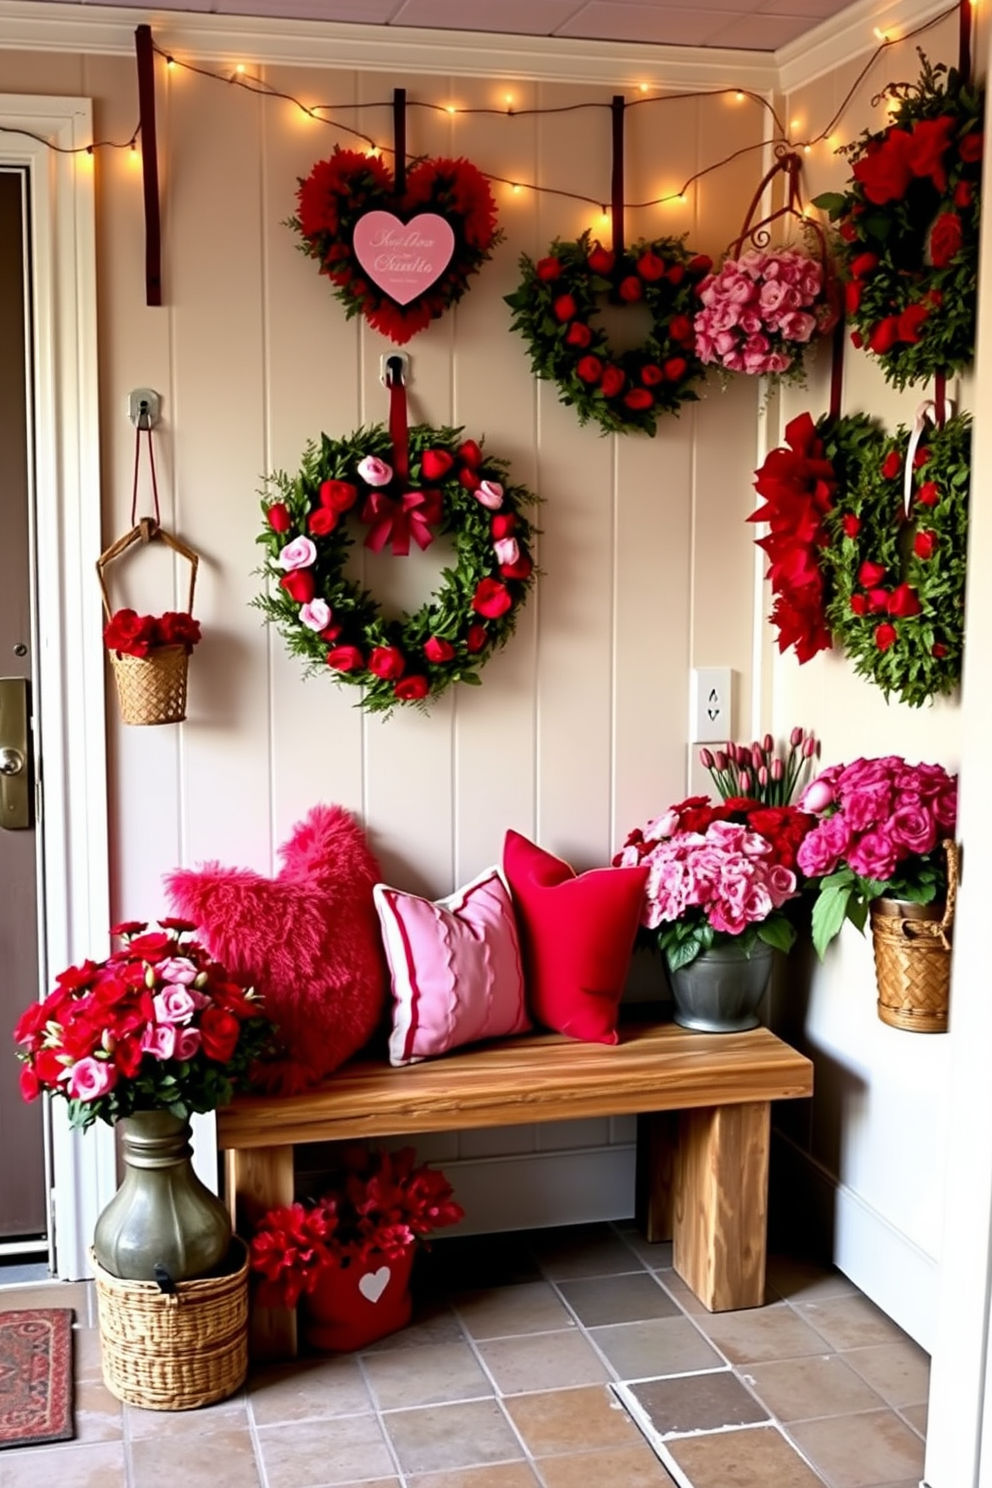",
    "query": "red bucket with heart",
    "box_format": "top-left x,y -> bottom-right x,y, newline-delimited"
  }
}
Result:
302,1247 -> 415,1352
